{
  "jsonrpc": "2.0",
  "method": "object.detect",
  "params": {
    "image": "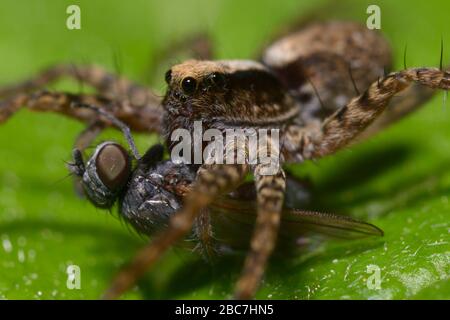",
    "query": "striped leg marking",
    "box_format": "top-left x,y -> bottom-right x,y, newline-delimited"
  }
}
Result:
284,68 -> 450,160
234,166 -> 286,299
